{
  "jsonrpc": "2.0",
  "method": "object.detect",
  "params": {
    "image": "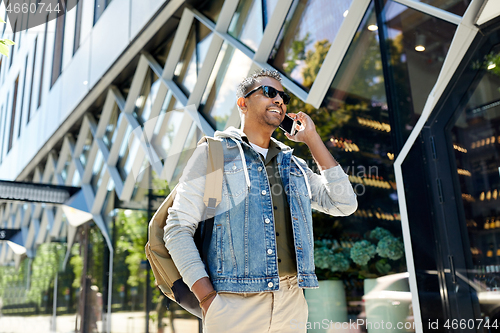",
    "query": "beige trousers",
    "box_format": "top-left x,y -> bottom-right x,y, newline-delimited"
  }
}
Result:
202,276 -> 308,333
